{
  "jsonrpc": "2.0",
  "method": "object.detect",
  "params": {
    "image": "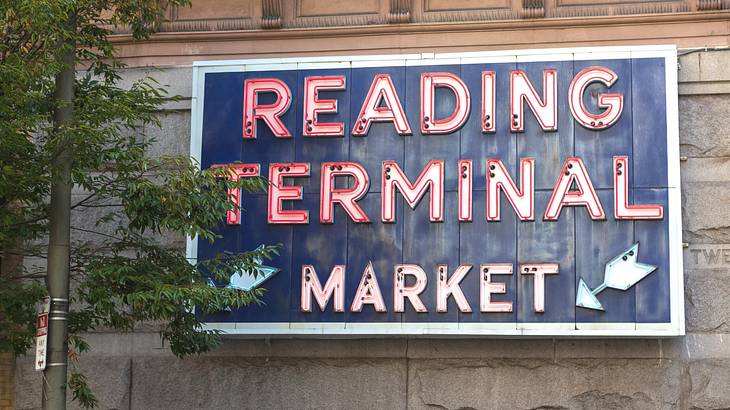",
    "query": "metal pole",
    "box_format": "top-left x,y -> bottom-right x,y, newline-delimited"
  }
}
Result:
42,10 -> 75,410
